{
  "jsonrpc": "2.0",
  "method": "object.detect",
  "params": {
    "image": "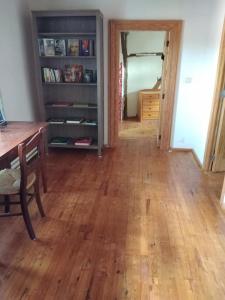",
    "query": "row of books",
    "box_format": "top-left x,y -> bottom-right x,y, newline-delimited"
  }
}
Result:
42,68 -> 62,83
48,118 -> 97,126
42,65 -> 97,83
50,136 -> 93,146
46,102 -> 97,108
38,38 -> 95,57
